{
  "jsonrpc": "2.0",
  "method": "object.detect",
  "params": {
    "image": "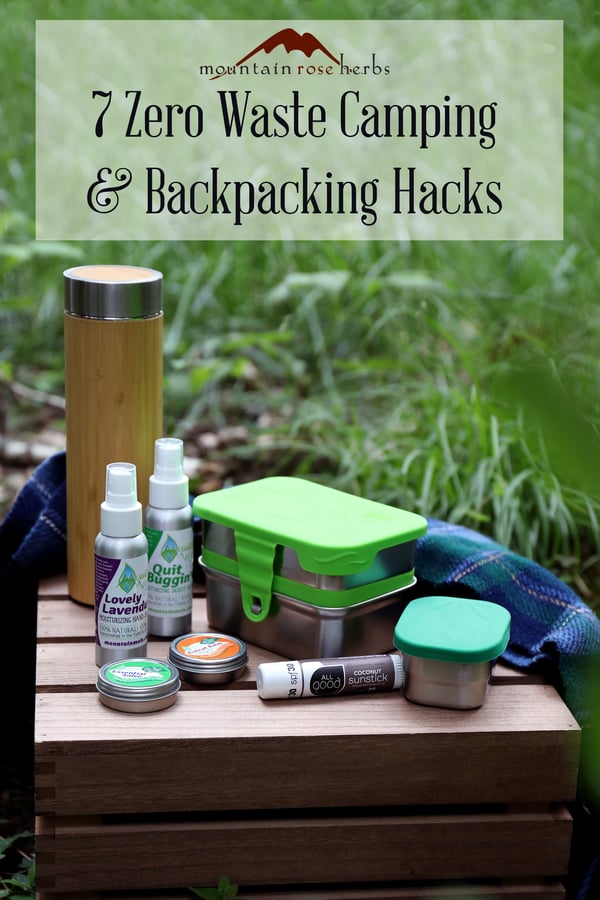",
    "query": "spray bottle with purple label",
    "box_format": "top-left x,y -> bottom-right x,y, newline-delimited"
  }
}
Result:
94,462 -> 148,667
